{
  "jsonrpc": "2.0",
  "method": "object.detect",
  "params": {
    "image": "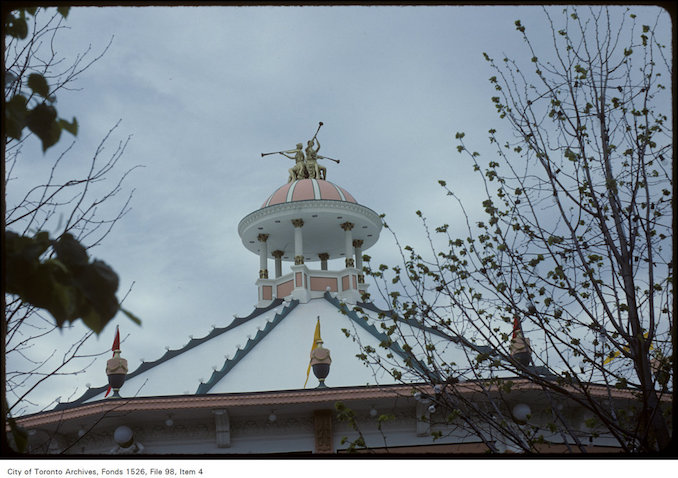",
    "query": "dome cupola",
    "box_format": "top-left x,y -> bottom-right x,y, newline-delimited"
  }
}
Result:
238,124 -> 382,306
